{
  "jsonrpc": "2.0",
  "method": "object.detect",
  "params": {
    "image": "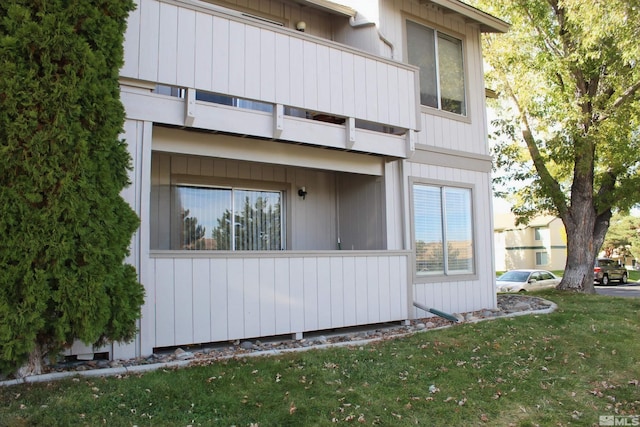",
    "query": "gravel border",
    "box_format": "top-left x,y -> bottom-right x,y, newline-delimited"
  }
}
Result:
0,295 -> 557,387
